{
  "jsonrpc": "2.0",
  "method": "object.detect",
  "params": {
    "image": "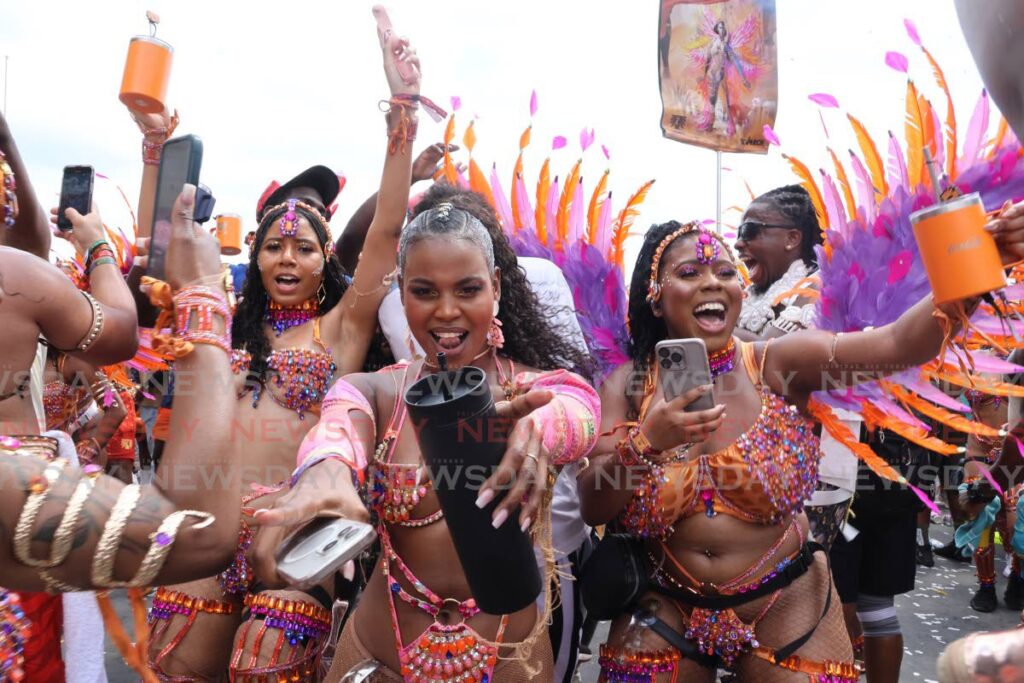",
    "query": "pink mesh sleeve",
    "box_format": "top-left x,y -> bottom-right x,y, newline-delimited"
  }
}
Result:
295,379 -> 375,484
517,369 -> 600,465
